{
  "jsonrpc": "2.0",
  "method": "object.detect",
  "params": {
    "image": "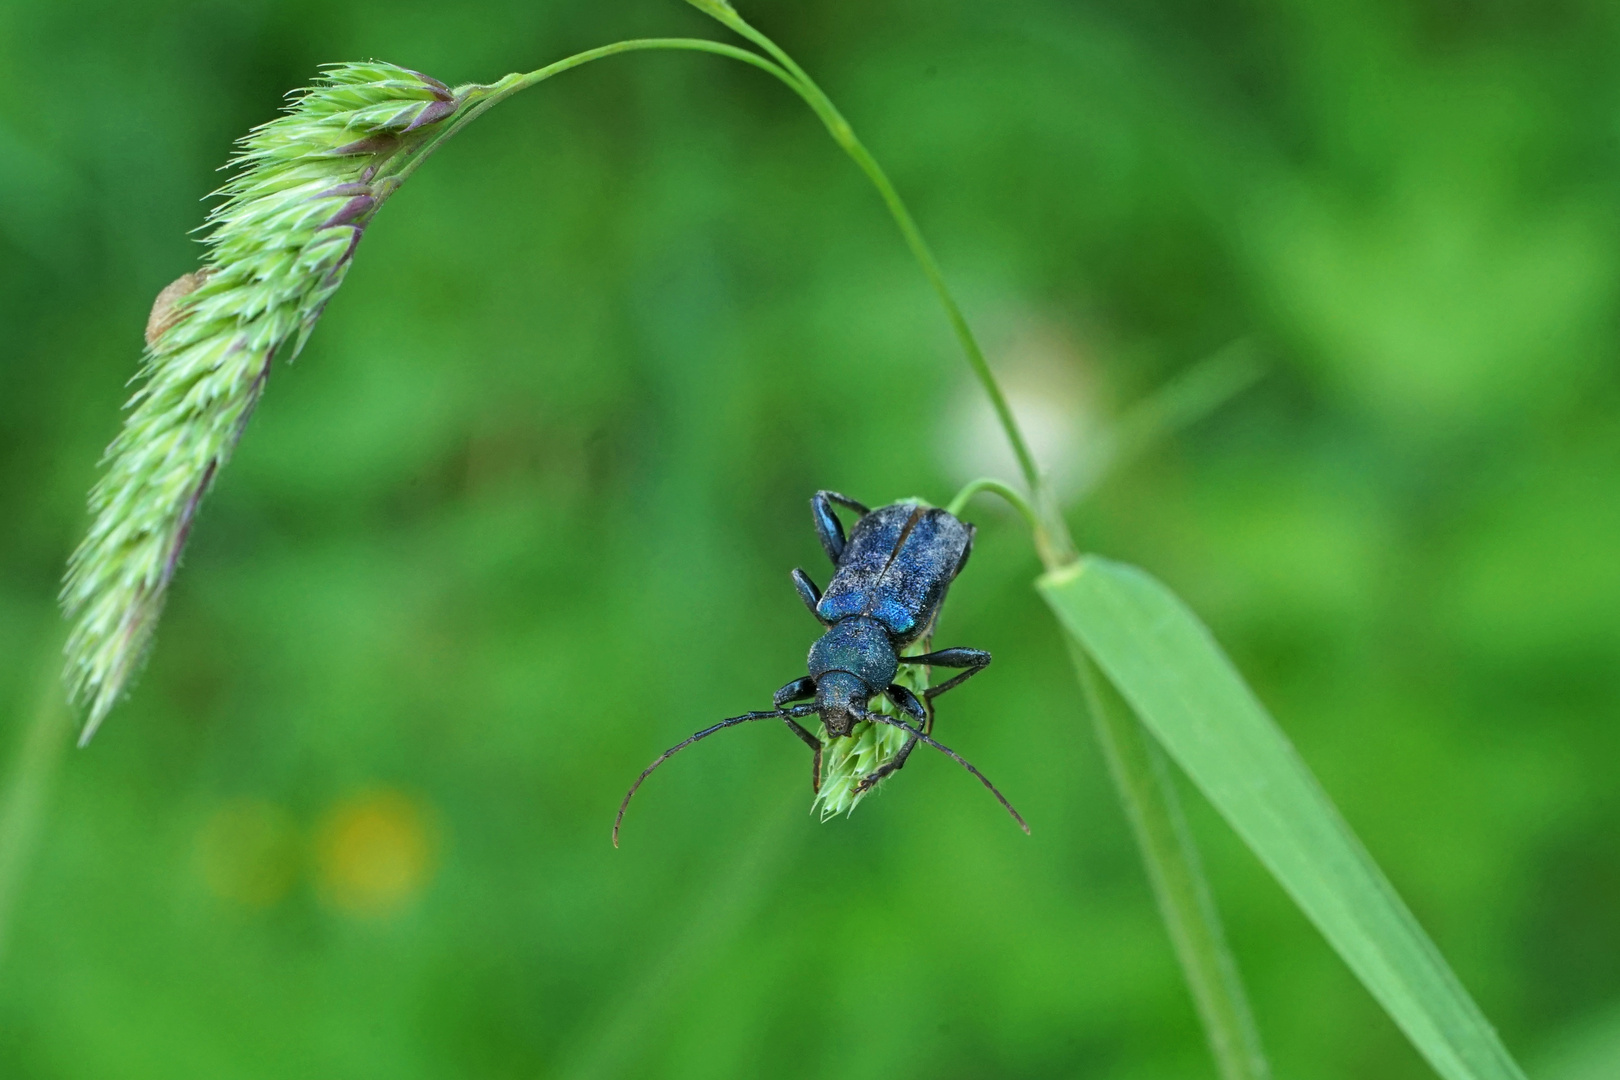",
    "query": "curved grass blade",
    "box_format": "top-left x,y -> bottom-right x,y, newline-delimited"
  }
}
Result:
1040,557 -> 1527,1080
